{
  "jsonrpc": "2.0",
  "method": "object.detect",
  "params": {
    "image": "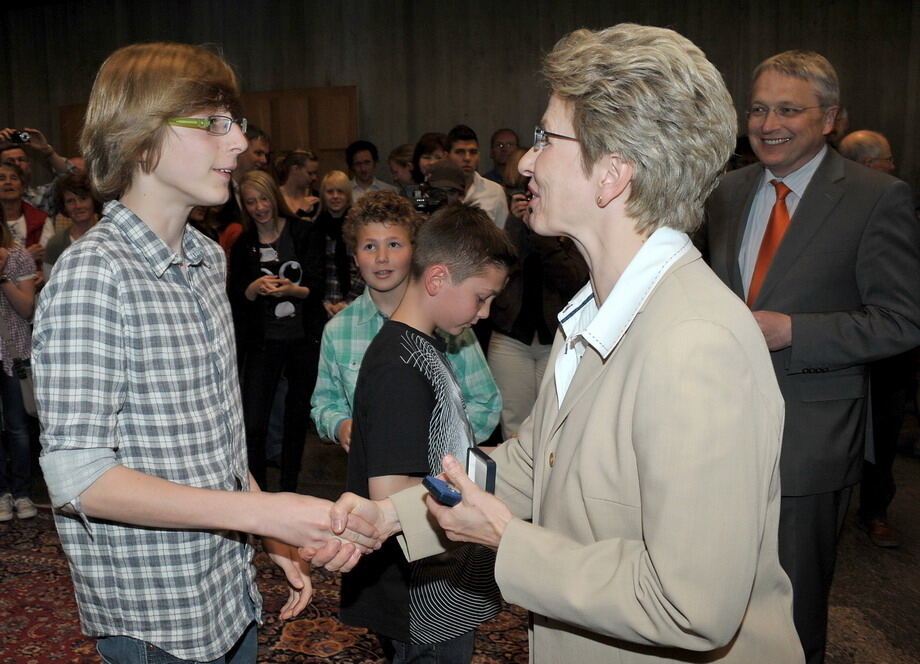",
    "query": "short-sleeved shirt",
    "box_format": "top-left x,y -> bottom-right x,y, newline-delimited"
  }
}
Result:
341,320 -> 501,643
310,288 -> 501,443
33,200 -> 259,661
